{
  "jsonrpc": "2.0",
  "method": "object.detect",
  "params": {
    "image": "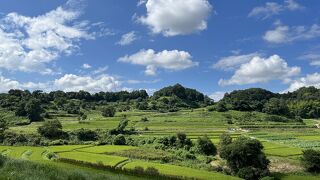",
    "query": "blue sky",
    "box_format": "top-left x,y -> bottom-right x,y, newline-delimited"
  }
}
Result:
0,0 -> 319,101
